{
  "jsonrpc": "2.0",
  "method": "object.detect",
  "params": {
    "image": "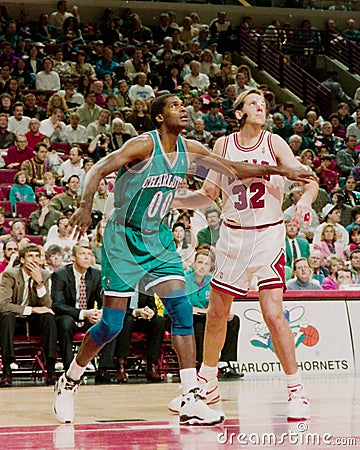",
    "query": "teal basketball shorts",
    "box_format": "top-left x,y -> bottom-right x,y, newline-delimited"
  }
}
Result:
101,219 -> 185,296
